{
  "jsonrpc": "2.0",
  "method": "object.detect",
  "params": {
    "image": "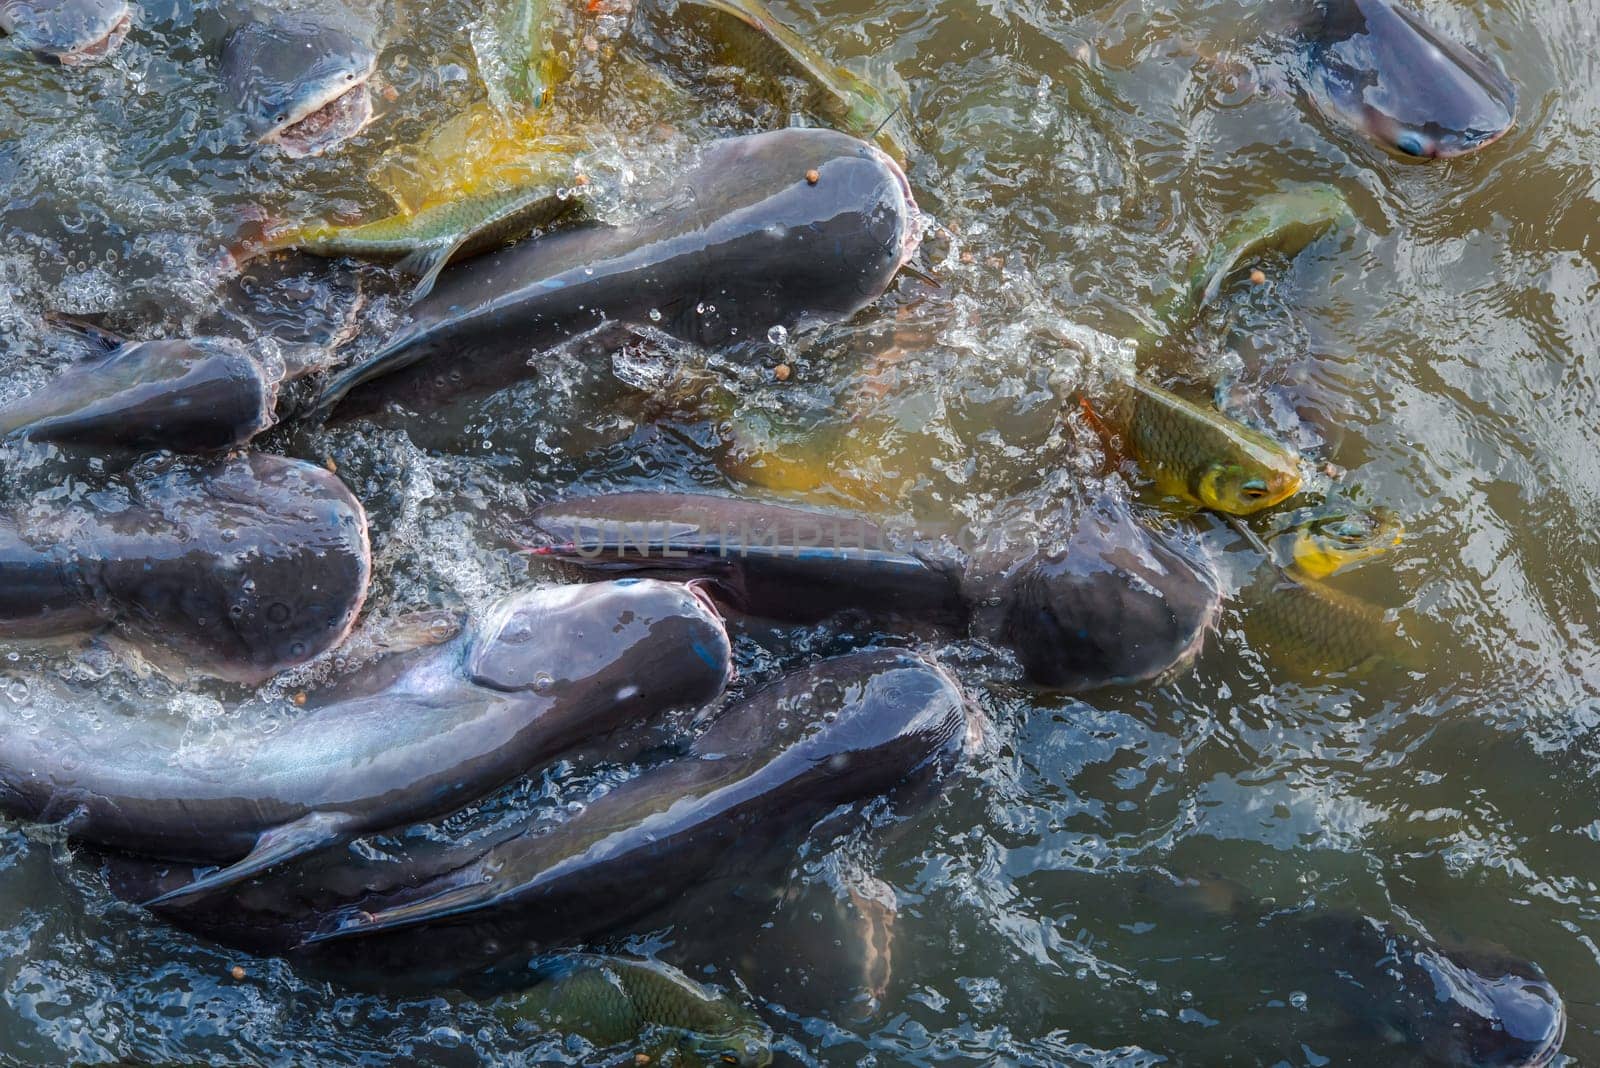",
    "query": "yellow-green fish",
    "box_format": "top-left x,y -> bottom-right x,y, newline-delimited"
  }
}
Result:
1143,182 -> 1357,350
660,0 -> 912,163
1271,505 -> 1404,580
262,158 -> 585,302
1087,376 -> 1302,516
495,954 -> 773,1067
471,0 -> 561,118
